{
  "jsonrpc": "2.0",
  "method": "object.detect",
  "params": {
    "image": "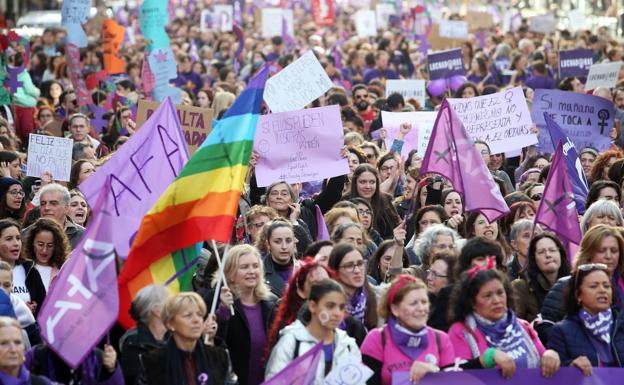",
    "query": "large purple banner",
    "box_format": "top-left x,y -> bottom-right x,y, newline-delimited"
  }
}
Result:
531,89 -> 615,152
559,49 -> 594,78
393,368 -> 623,385
427,49 -> 465,80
